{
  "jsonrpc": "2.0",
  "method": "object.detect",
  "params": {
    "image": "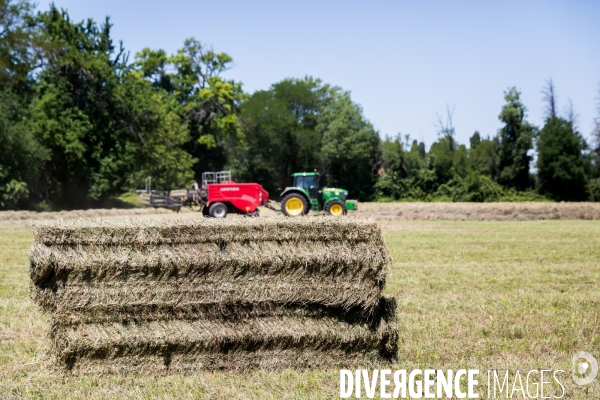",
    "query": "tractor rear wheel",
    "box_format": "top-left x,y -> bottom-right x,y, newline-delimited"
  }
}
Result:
281,194 -> 308,217
325,199 -> 347,216
209,202 -> 228,218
